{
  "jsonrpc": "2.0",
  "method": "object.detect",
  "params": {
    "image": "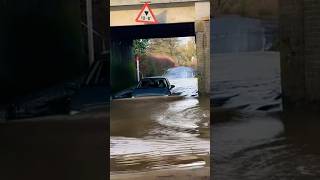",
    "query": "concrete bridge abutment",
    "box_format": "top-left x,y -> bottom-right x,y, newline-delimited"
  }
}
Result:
280,0 -> 320,110
195,20 -> 211,94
